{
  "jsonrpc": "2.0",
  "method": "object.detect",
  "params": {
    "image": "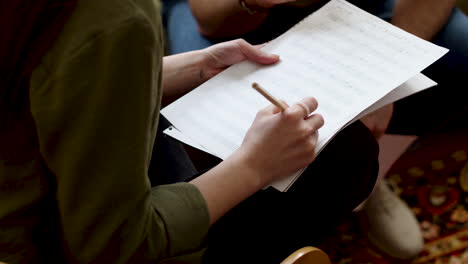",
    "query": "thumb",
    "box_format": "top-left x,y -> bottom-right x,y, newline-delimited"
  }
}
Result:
238,39 -> 280,65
